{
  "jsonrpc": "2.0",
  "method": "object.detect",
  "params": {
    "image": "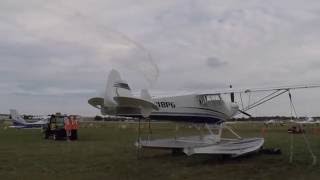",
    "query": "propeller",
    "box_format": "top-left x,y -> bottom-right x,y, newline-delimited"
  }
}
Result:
230,85 -> 235,103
